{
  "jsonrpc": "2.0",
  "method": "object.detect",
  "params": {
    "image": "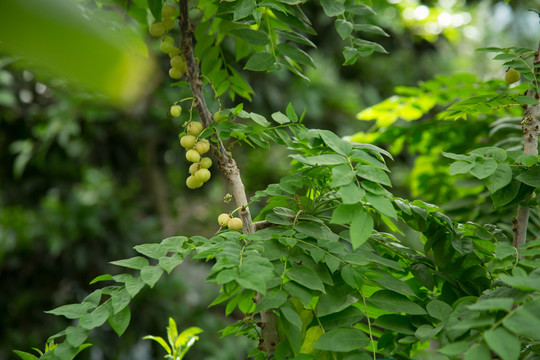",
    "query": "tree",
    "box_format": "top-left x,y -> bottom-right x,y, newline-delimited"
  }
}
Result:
3,0 -> 540,360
